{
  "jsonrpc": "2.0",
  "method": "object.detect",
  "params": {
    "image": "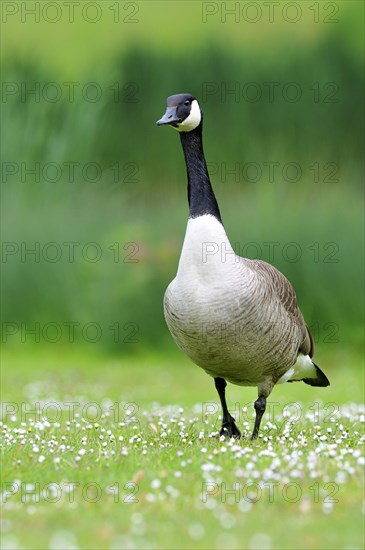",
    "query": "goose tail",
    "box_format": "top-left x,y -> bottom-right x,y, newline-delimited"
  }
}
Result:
303,363 -> 330,387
